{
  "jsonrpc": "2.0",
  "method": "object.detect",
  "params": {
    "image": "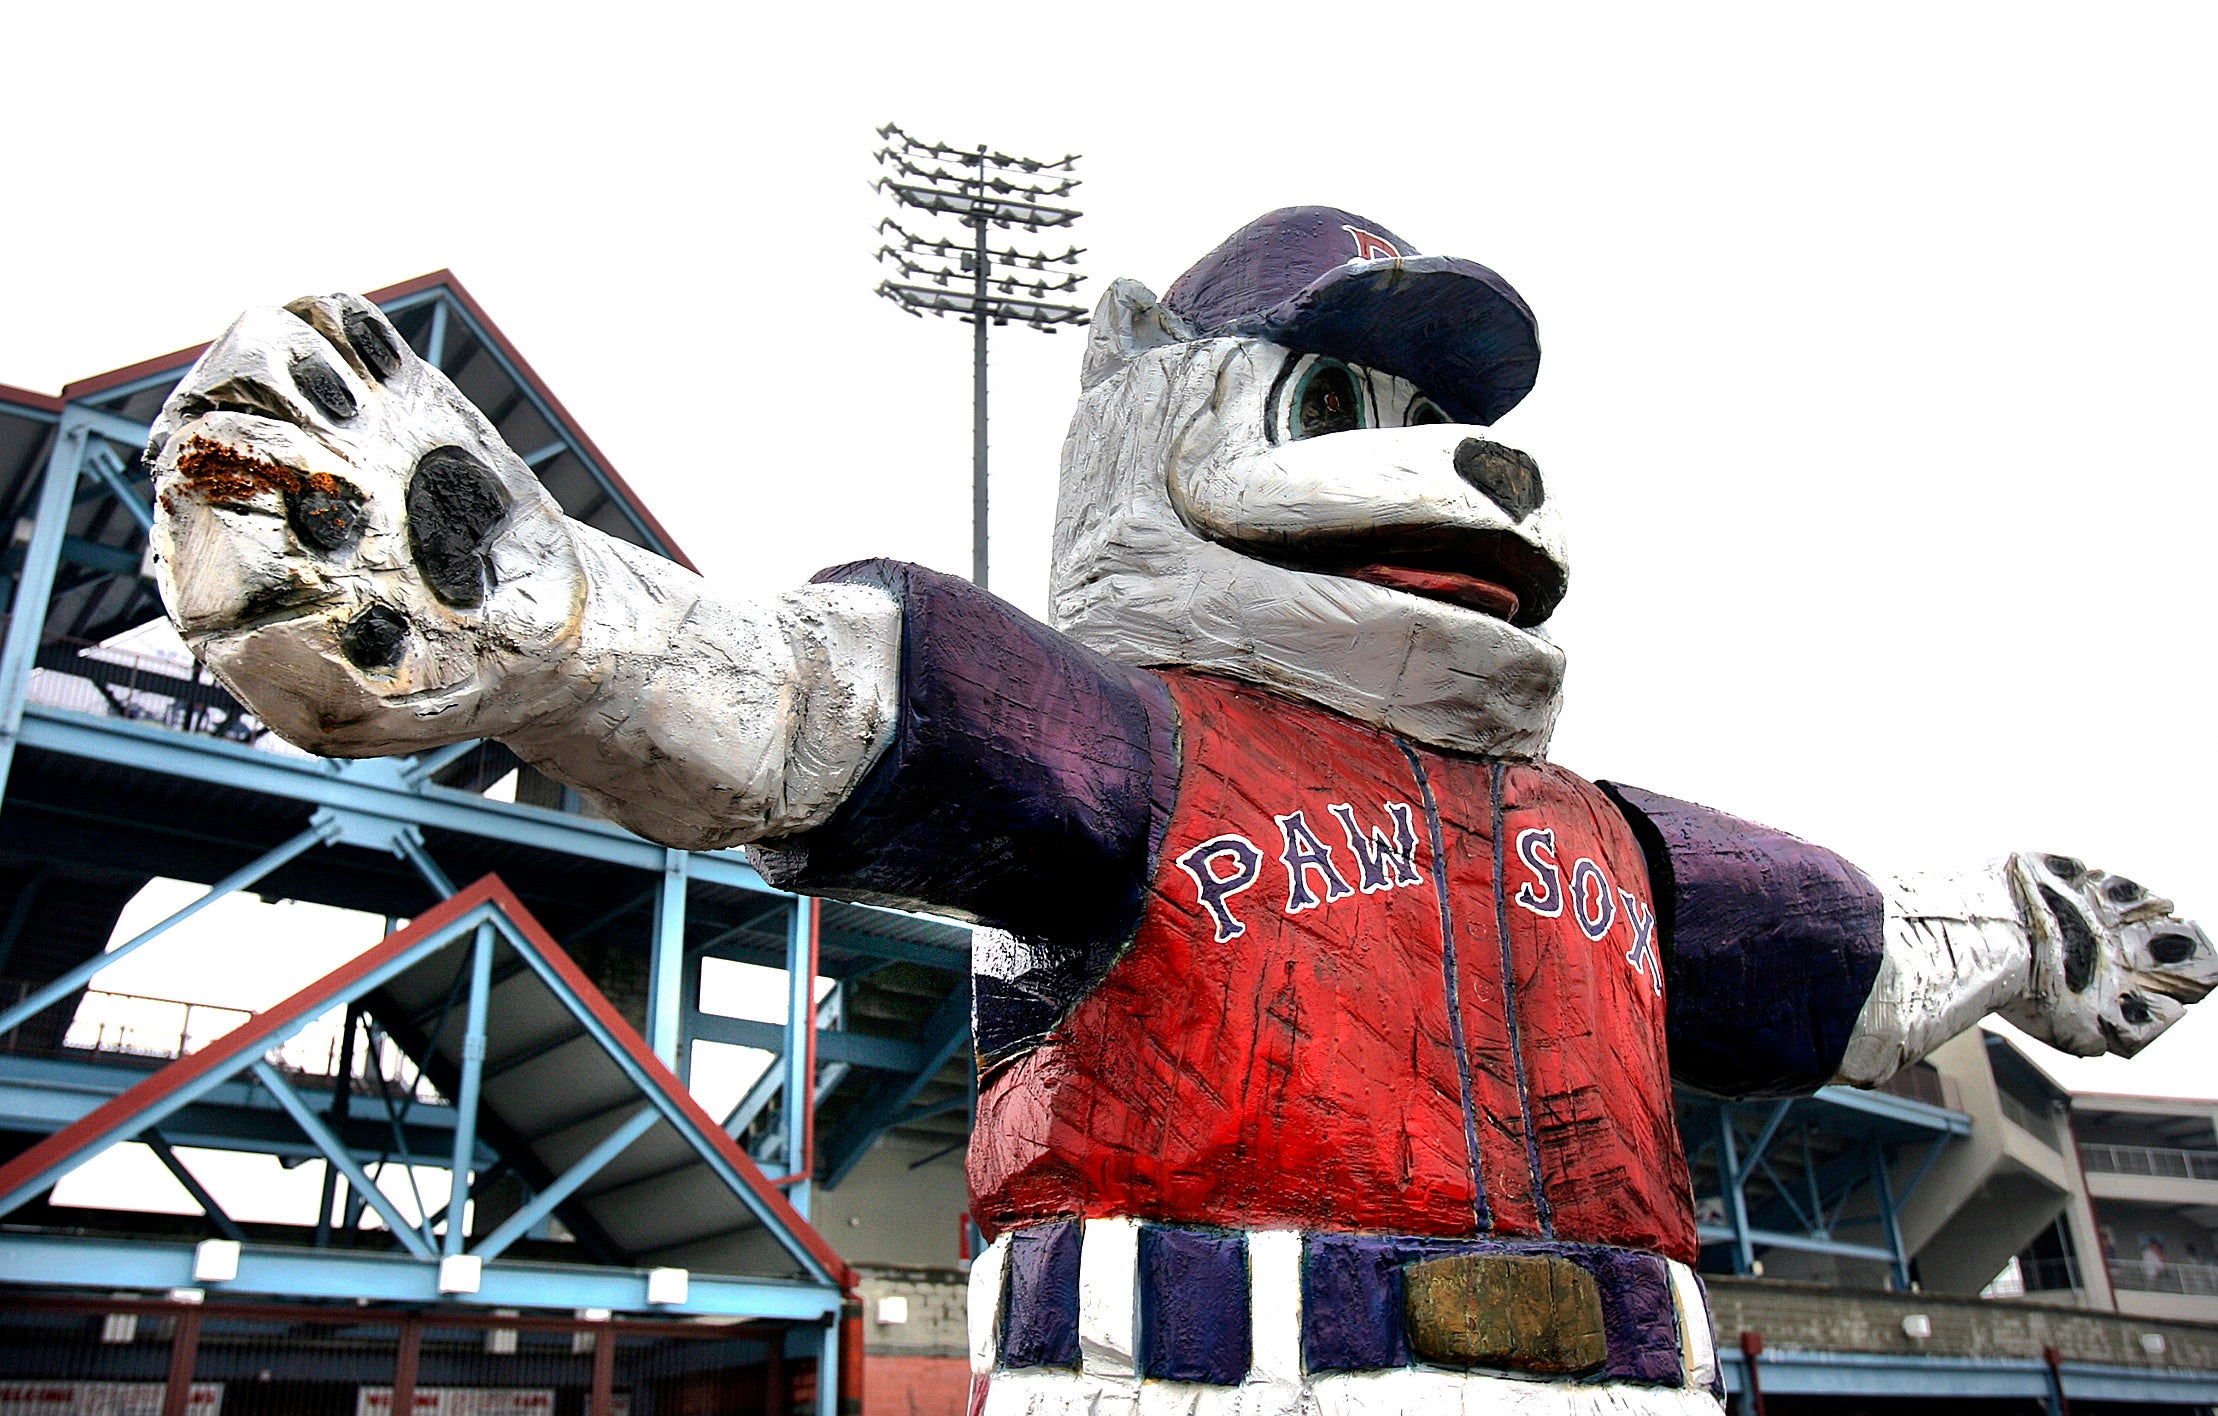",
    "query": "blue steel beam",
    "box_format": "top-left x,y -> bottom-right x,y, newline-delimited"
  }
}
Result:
1695,1225 -> 1899,1264
469,1105 -> 662,1263
648,850 -> 689,1067
422,298 -> 450,369
251,1060 -> 437,1260
1722,1347 -> 2218,1404
0,1233 -> 841,1319
0,417 -> 90,802
444,922 -> 496,1257
686,1013 -> 924,1073
83,441 -> 153,533
143,1132 -> 246,1244
0,818 -> 340,1039
396,830 -> 457,898
817,1319 -> 840,1416
783,896 -> 817,1216
821,978 -> 973,1189
20,704 -> 766,884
